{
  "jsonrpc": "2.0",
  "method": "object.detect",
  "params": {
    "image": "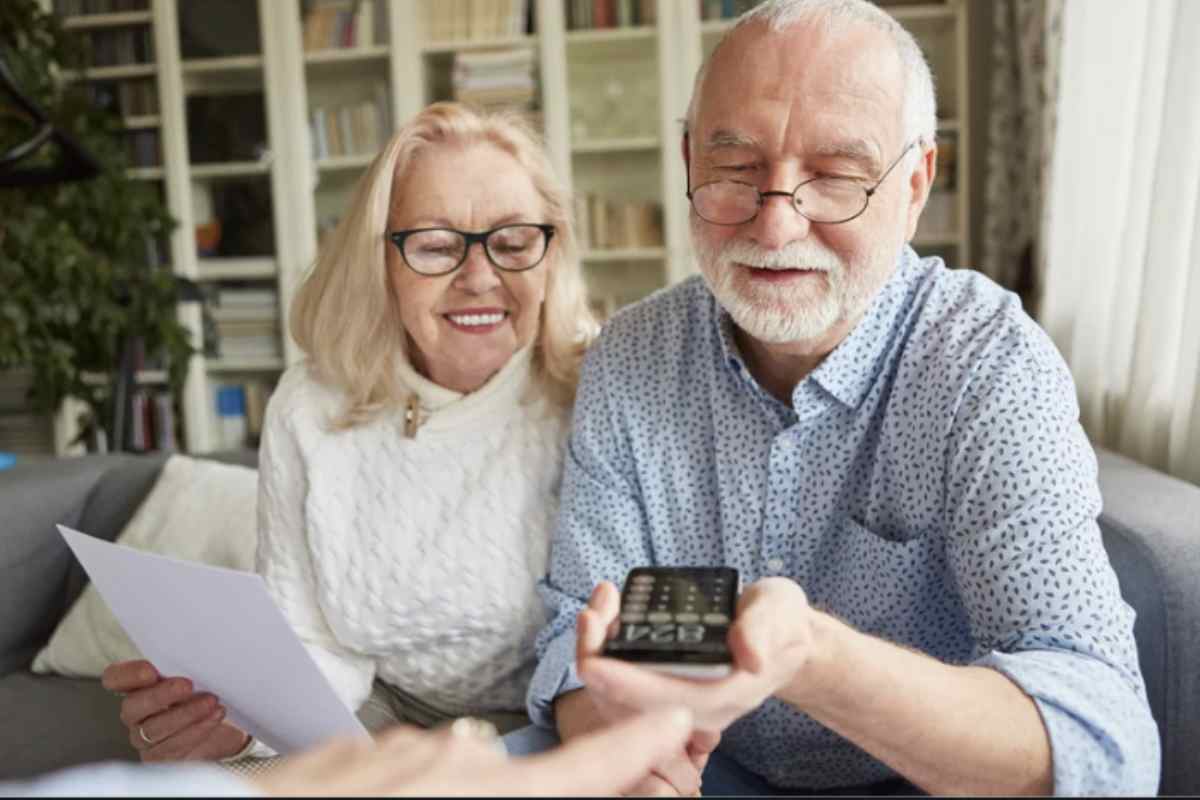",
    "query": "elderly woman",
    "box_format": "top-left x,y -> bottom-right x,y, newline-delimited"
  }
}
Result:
101,101 -> 596,761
